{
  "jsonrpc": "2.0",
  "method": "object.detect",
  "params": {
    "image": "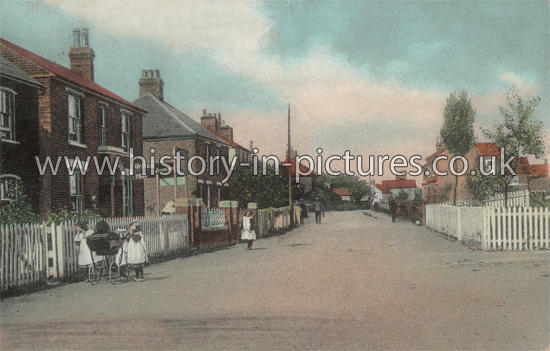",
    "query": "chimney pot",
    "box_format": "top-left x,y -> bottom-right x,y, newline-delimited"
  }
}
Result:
69,28 -> 95,80
72,28 -> 81,46
82,28 -> 89,46
138,69 -> 164,100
